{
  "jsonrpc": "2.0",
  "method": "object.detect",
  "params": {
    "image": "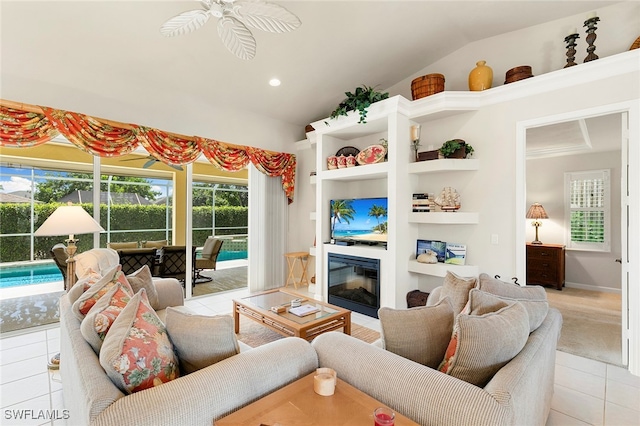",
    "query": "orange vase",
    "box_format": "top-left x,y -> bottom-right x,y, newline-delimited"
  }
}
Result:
468,60 -> 493,91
